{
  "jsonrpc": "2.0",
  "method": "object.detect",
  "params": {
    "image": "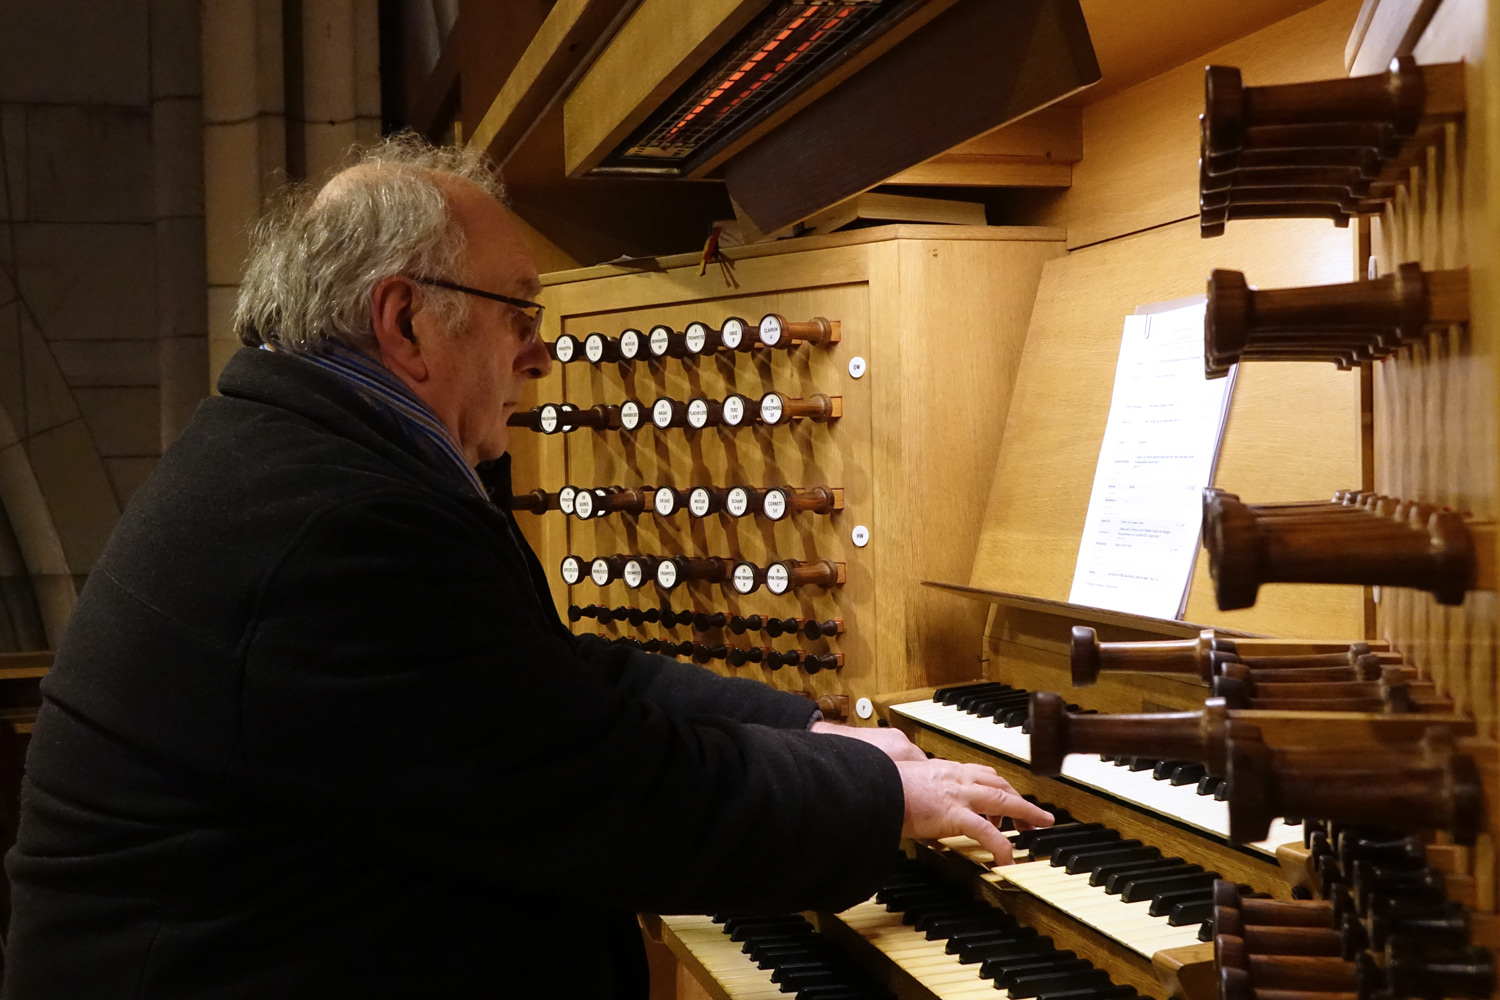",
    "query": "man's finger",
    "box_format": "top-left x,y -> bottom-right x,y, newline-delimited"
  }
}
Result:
957,812 -> 1014,865
968,786 -> 1054,830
